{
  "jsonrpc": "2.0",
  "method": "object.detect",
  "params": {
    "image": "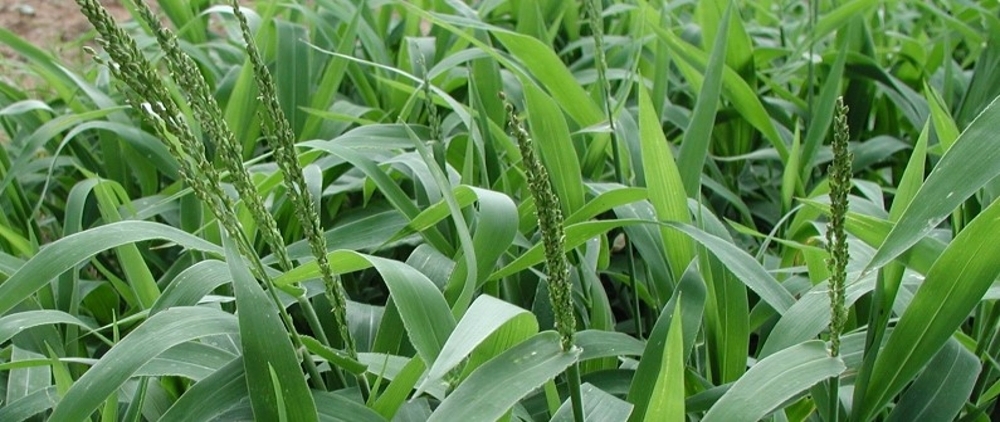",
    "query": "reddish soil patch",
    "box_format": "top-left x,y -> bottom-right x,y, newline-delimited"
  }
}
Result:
1,1 -> 134,93
1,1 -> 253,90
0,1 -> 132,53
